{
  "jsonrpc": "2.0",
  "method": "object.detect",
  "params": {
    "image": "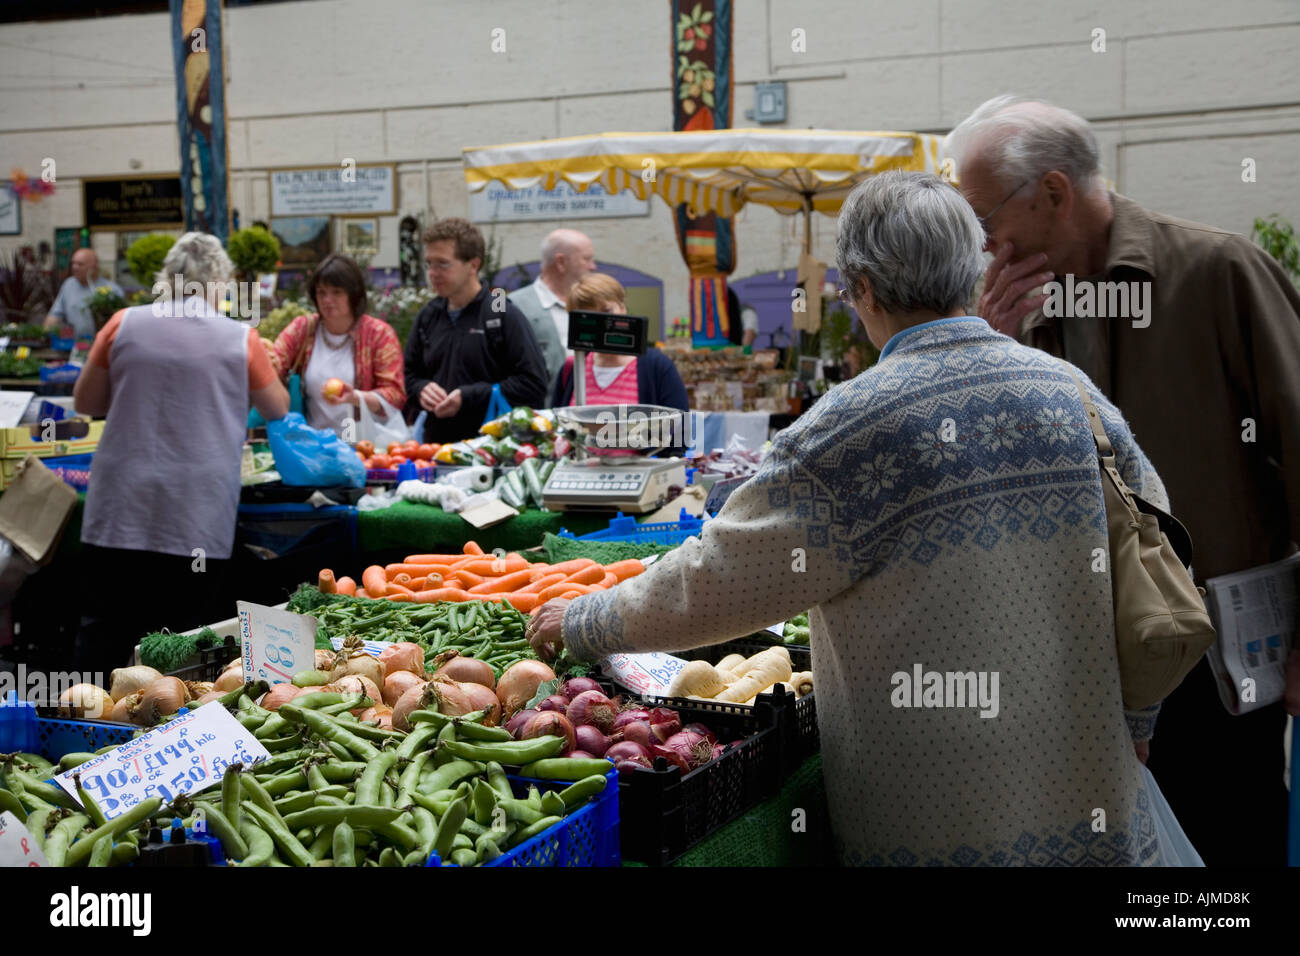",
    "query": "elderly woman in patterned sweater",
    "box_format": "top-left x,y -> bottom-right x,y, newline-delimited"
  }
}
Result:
268,253 -> 406,436
529,171 -> 1193,866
